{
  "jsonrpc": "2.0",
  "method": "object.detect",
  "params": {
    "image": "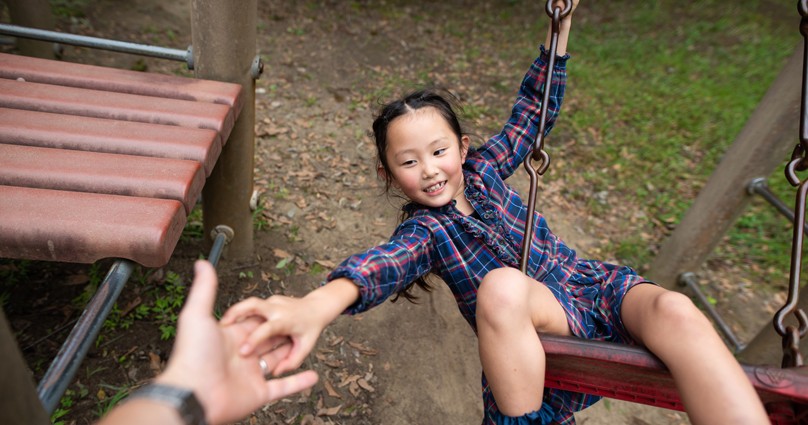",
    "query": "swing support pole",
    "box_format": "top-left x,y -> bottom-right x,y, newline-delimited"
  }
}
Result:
191,0 -> 258,261
647,47 -> 802,290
